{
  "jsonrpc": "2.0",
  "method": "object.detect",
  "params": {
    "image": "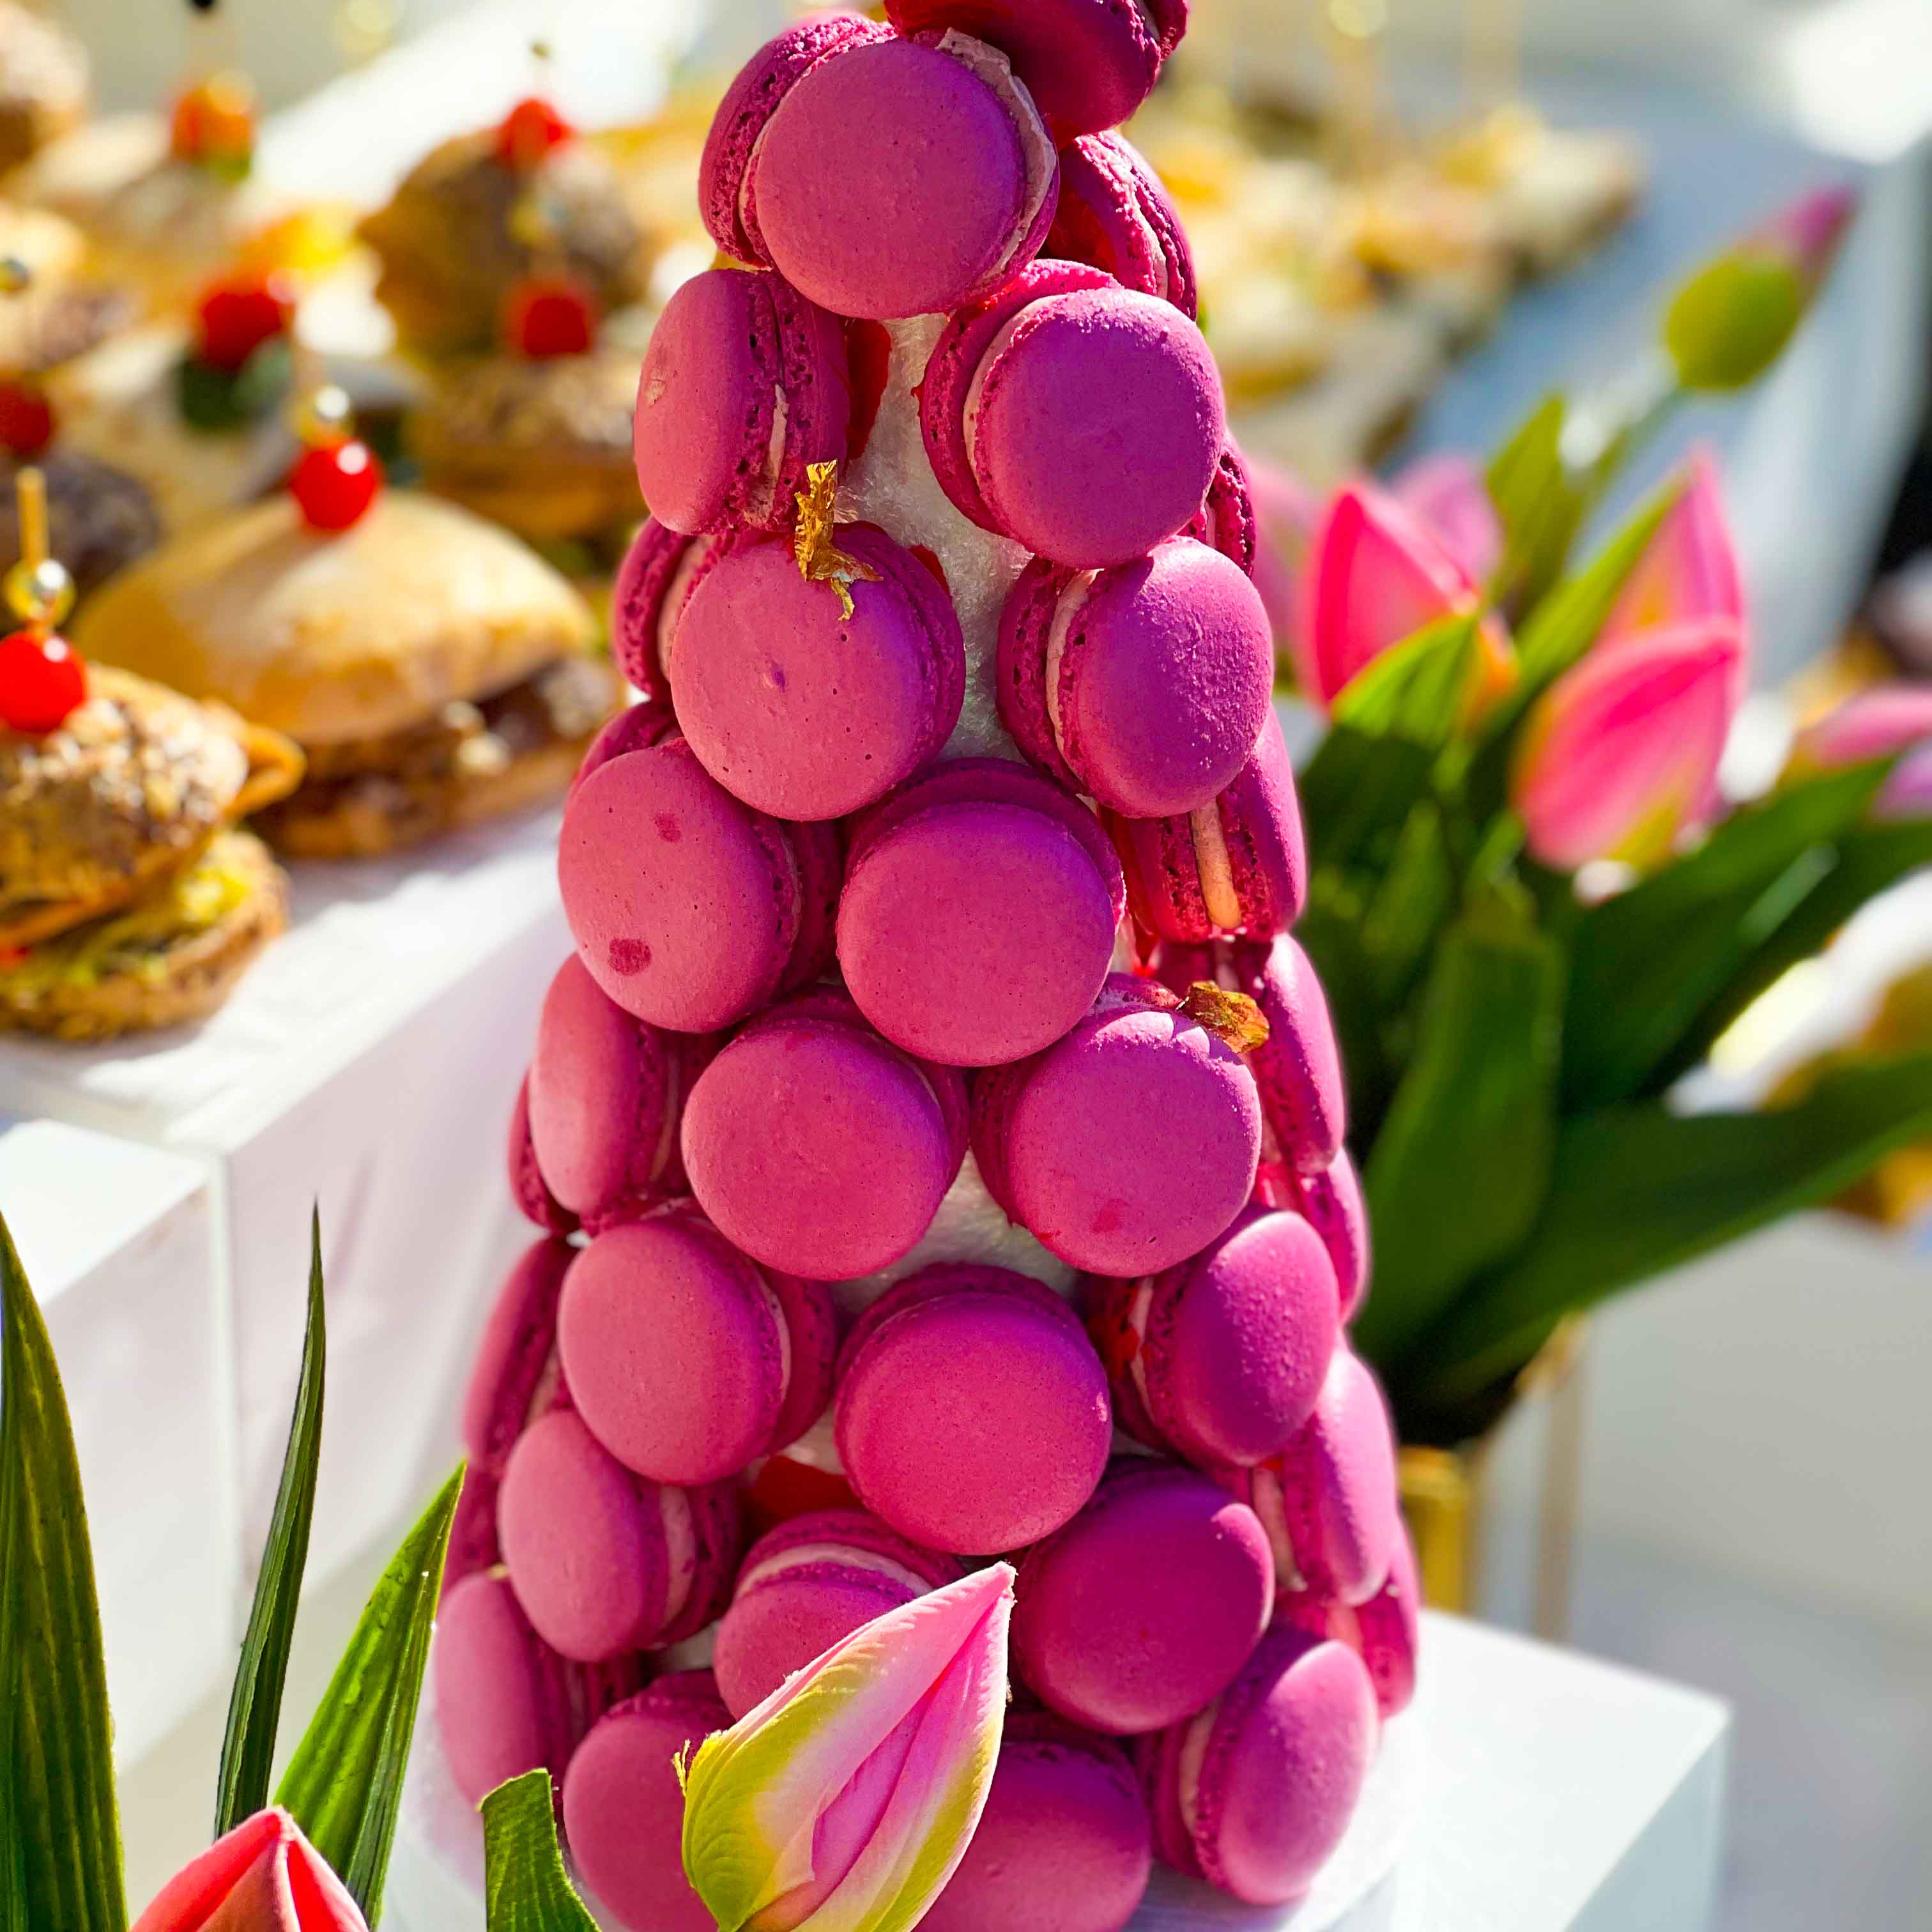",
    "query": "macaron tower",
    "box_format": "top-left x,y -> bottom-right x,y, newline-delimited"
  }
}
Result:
440,6 -> 1414,1925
